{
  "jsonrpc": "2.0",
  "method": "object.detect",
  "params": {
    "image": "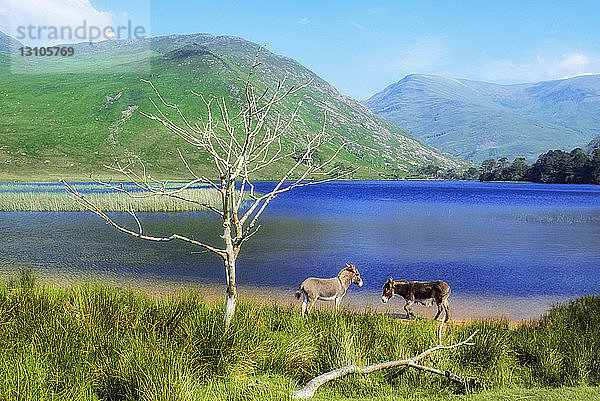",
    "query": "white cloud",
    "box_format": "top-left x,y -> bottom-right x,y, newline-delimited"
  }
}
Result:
349,20 -> 366,31
482,52 -> 599,82
298,17 -> 310,25
368,6 -> 386,15
556,53 -> 589,71
1,0 -> 115,45
386,38 -> 449,72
